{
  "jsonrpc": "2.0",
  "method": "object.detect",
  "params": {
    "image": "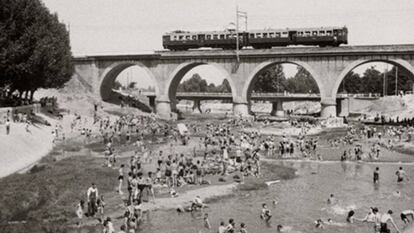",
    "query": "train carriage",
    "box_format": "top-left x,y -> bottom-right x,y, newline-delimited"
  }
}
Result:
162,26 -> 348,50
